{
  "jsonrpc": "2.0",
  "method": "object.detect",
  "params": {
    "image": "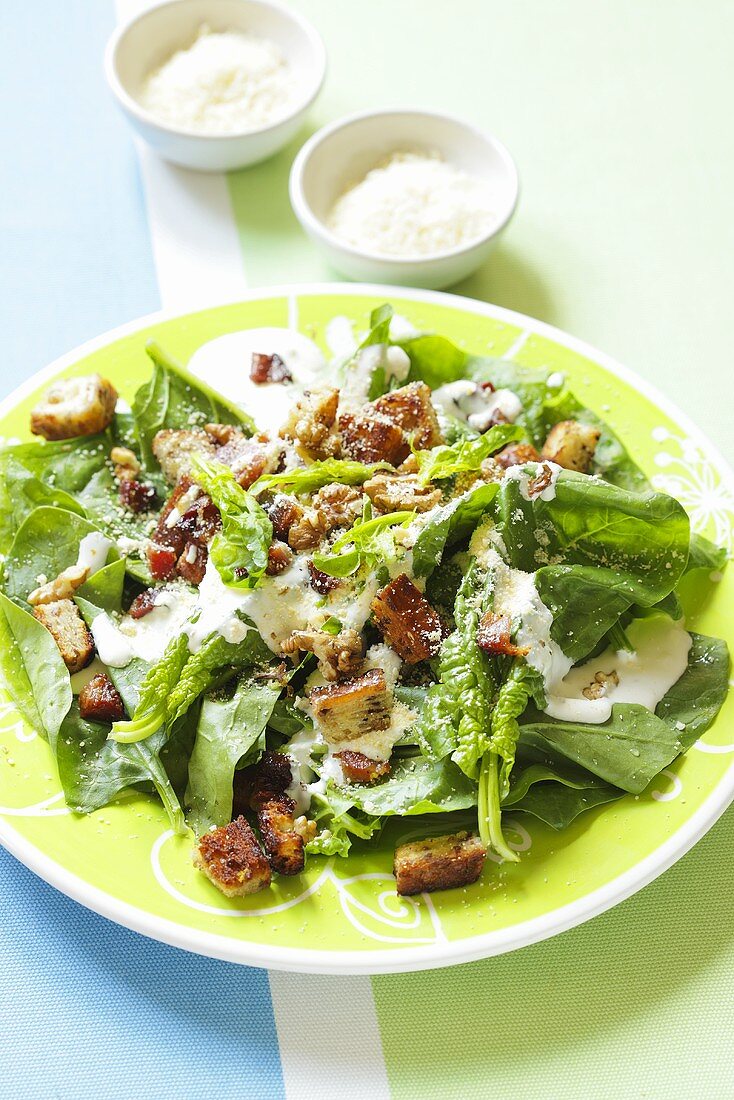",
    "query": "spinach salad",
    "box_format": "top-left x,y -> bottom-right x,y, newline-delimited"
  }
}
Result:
0,305 -> 728,898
